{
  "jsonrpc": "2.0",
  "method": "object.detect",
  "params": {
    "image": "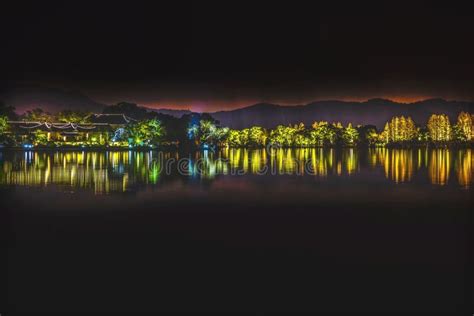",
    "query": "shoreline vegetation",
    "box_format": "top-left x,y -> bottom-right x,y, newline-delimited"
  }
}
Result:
0,102 -> 473,150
